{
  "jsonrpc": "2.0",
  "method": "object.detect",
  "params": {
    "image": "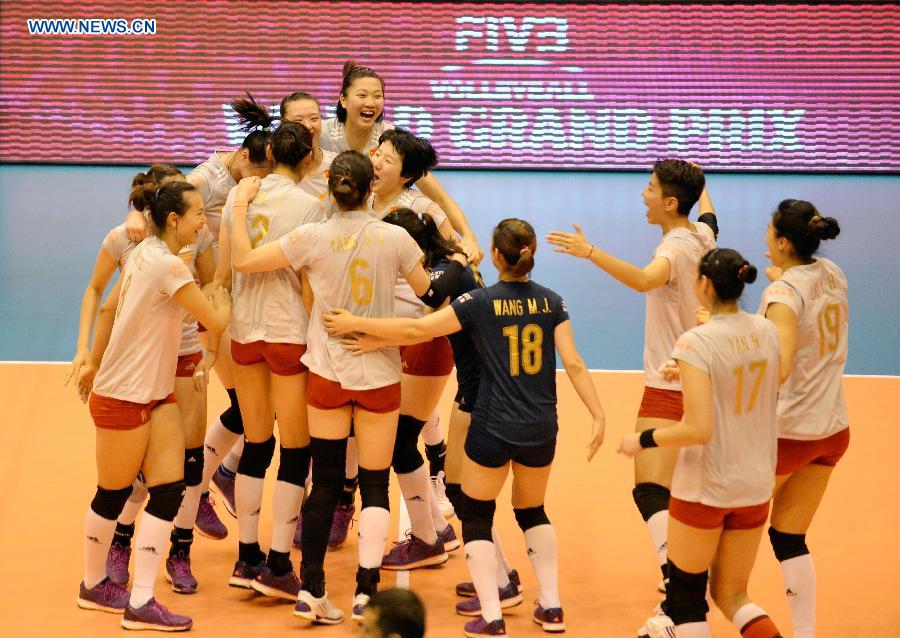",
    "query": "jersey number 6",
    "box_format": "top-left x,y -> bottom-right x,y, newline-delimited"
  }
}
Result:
349,258 -> 373,306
